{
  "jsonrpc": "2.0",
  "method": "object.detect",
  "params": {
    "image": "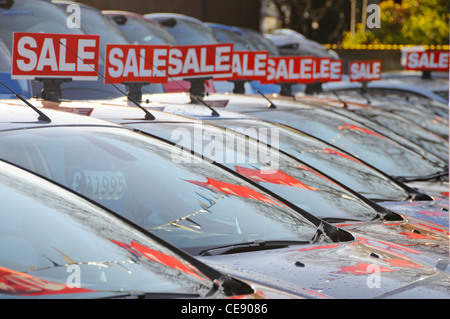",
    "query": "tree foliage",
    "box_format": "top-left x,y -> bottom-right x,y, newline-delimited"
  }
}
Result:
342,0 -> 449,45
